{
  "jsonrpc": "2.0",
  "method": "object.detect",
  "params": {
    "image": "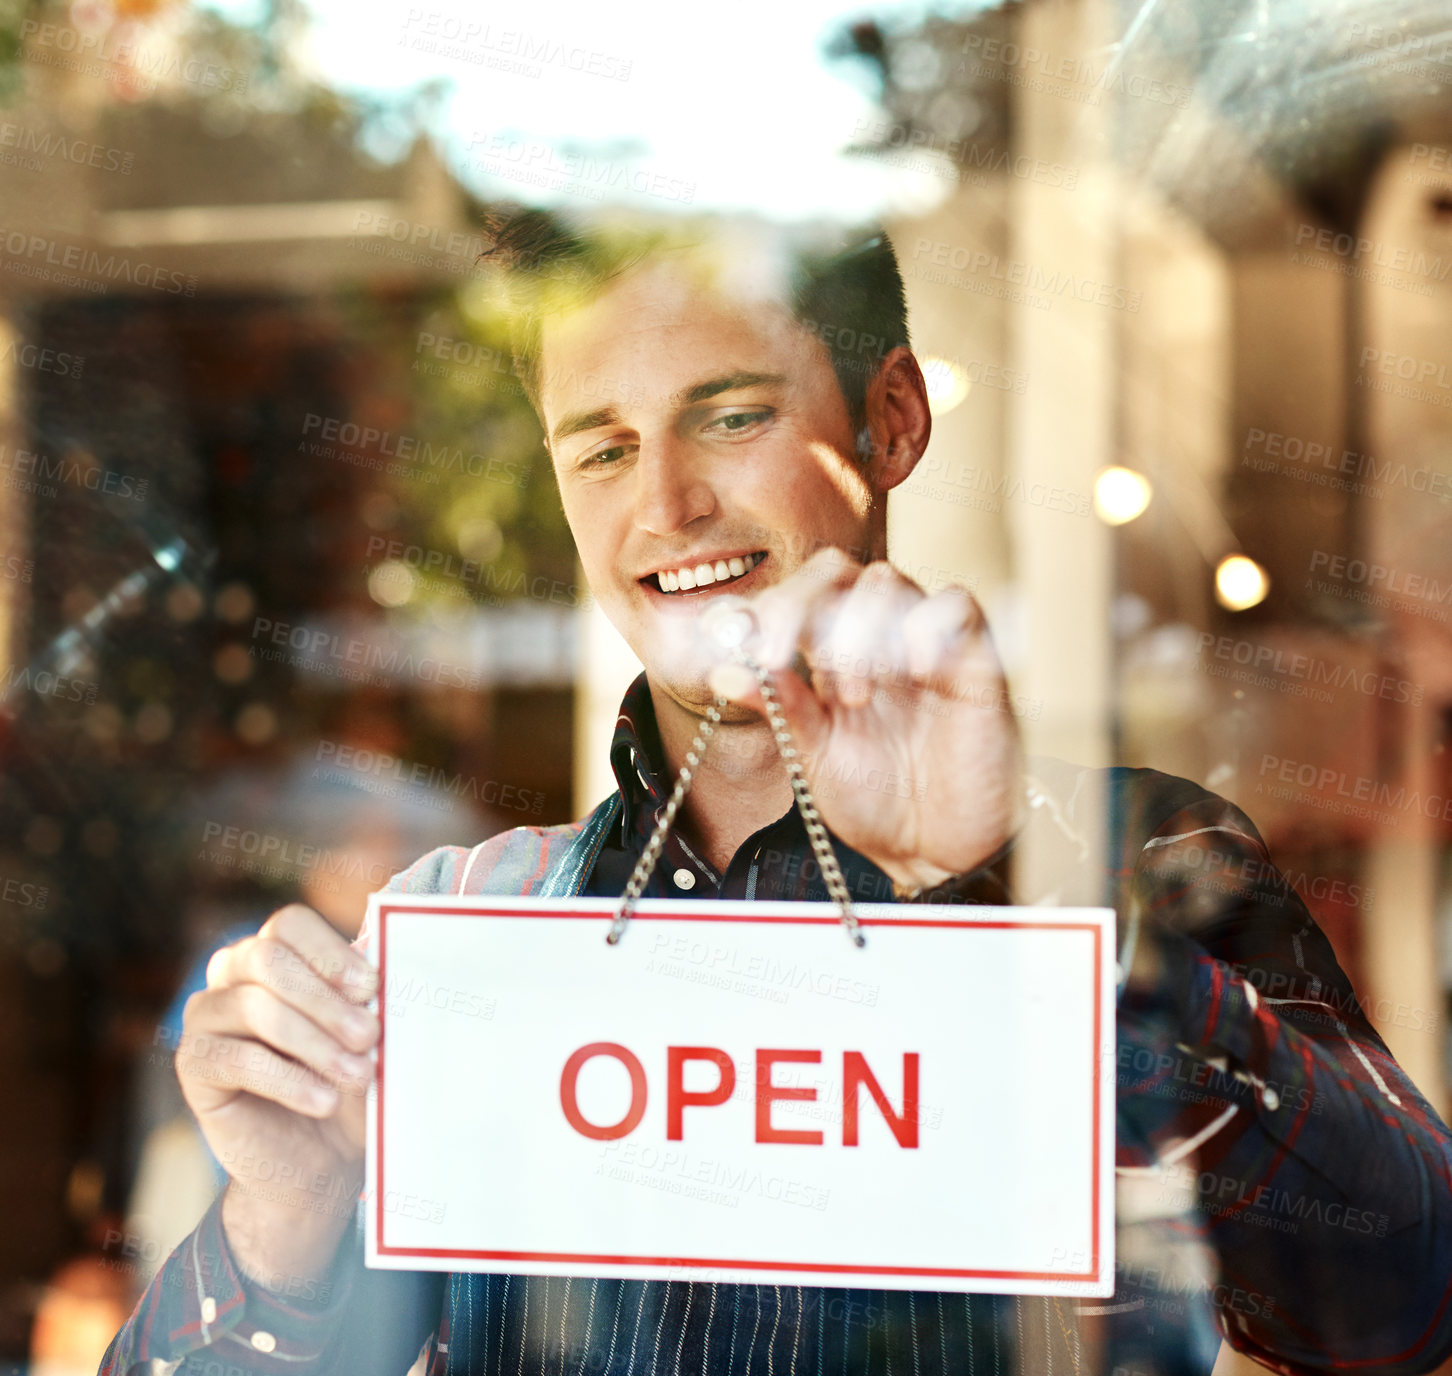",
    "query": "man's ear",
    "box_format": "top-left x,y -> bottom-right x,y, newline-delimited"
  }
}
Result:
862,346 -> 932,493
